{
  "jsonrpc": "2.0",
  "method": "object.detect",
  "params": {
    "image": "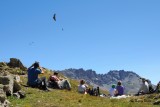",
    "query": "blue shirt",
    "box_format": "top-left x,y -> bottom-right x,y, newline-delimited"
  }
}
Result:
27,67 -> 42,86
